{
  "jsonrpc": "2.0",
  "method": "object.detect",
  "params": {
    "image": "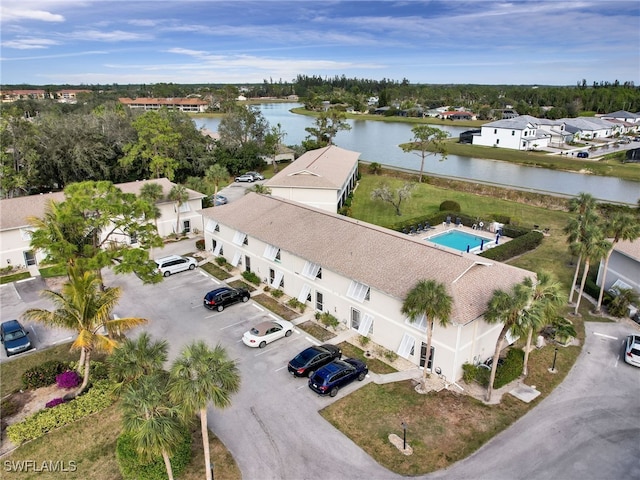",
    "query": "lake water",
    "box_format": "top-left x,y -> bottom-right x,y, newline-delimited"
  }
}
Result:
195,103 -> 639,204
